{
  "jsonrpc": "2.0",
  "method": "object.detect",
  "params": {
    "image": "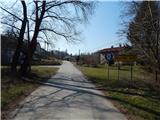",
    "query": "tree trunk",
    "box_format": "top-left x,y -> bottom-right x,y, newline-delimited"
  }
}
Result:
11,44 -> 21,74
19,1 -> 46,75
19,39 -> 37,75
11,1 -> 27,75
19,53 -> 30,76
